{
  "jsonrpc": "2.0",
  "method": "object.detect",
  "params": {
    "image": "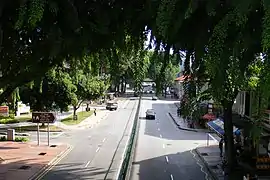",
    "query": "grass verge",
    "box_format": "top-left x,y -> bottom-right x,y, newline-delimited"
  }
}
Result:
61,111 -> 94,125
0,114 -> 31,124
